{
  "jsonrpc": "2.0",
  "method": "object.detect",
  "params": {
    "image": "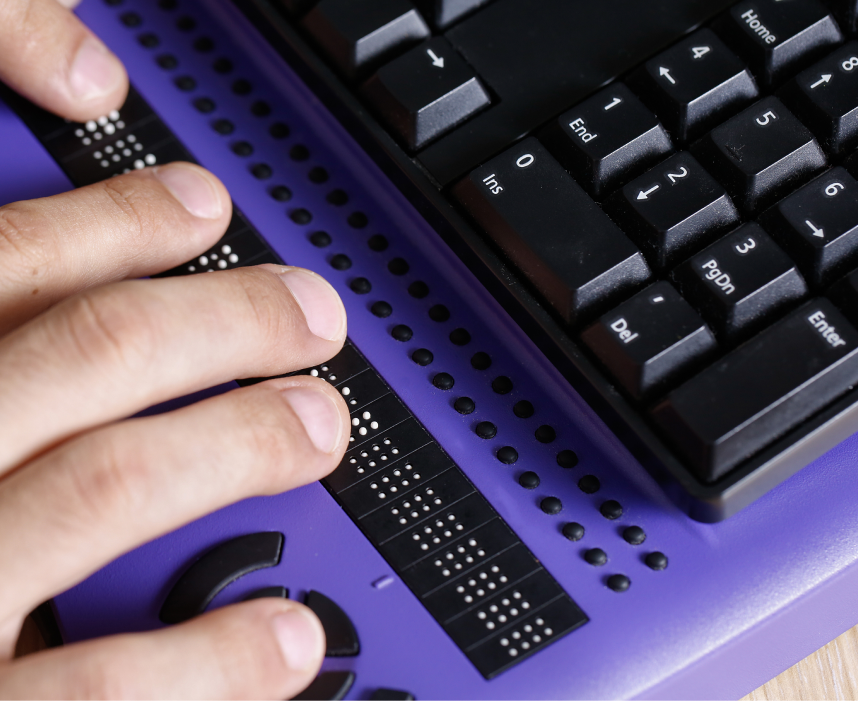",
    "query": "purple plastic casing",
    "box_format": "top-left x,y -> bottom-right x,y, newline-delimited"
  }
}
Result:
0,0 -> 855,698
